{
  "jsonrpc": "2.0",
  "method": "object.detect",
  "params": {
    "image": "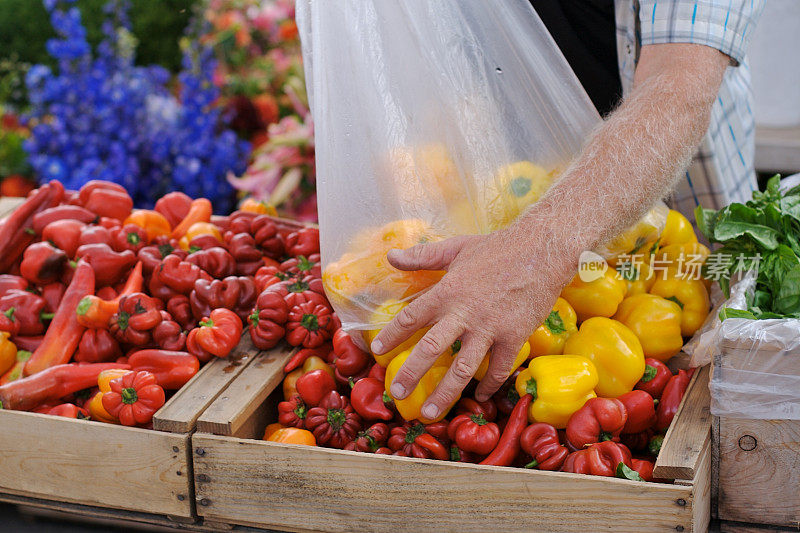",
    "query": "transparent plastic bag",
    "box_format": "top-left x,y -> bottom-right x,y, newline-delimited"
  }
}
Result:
297,0 -> 600,332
